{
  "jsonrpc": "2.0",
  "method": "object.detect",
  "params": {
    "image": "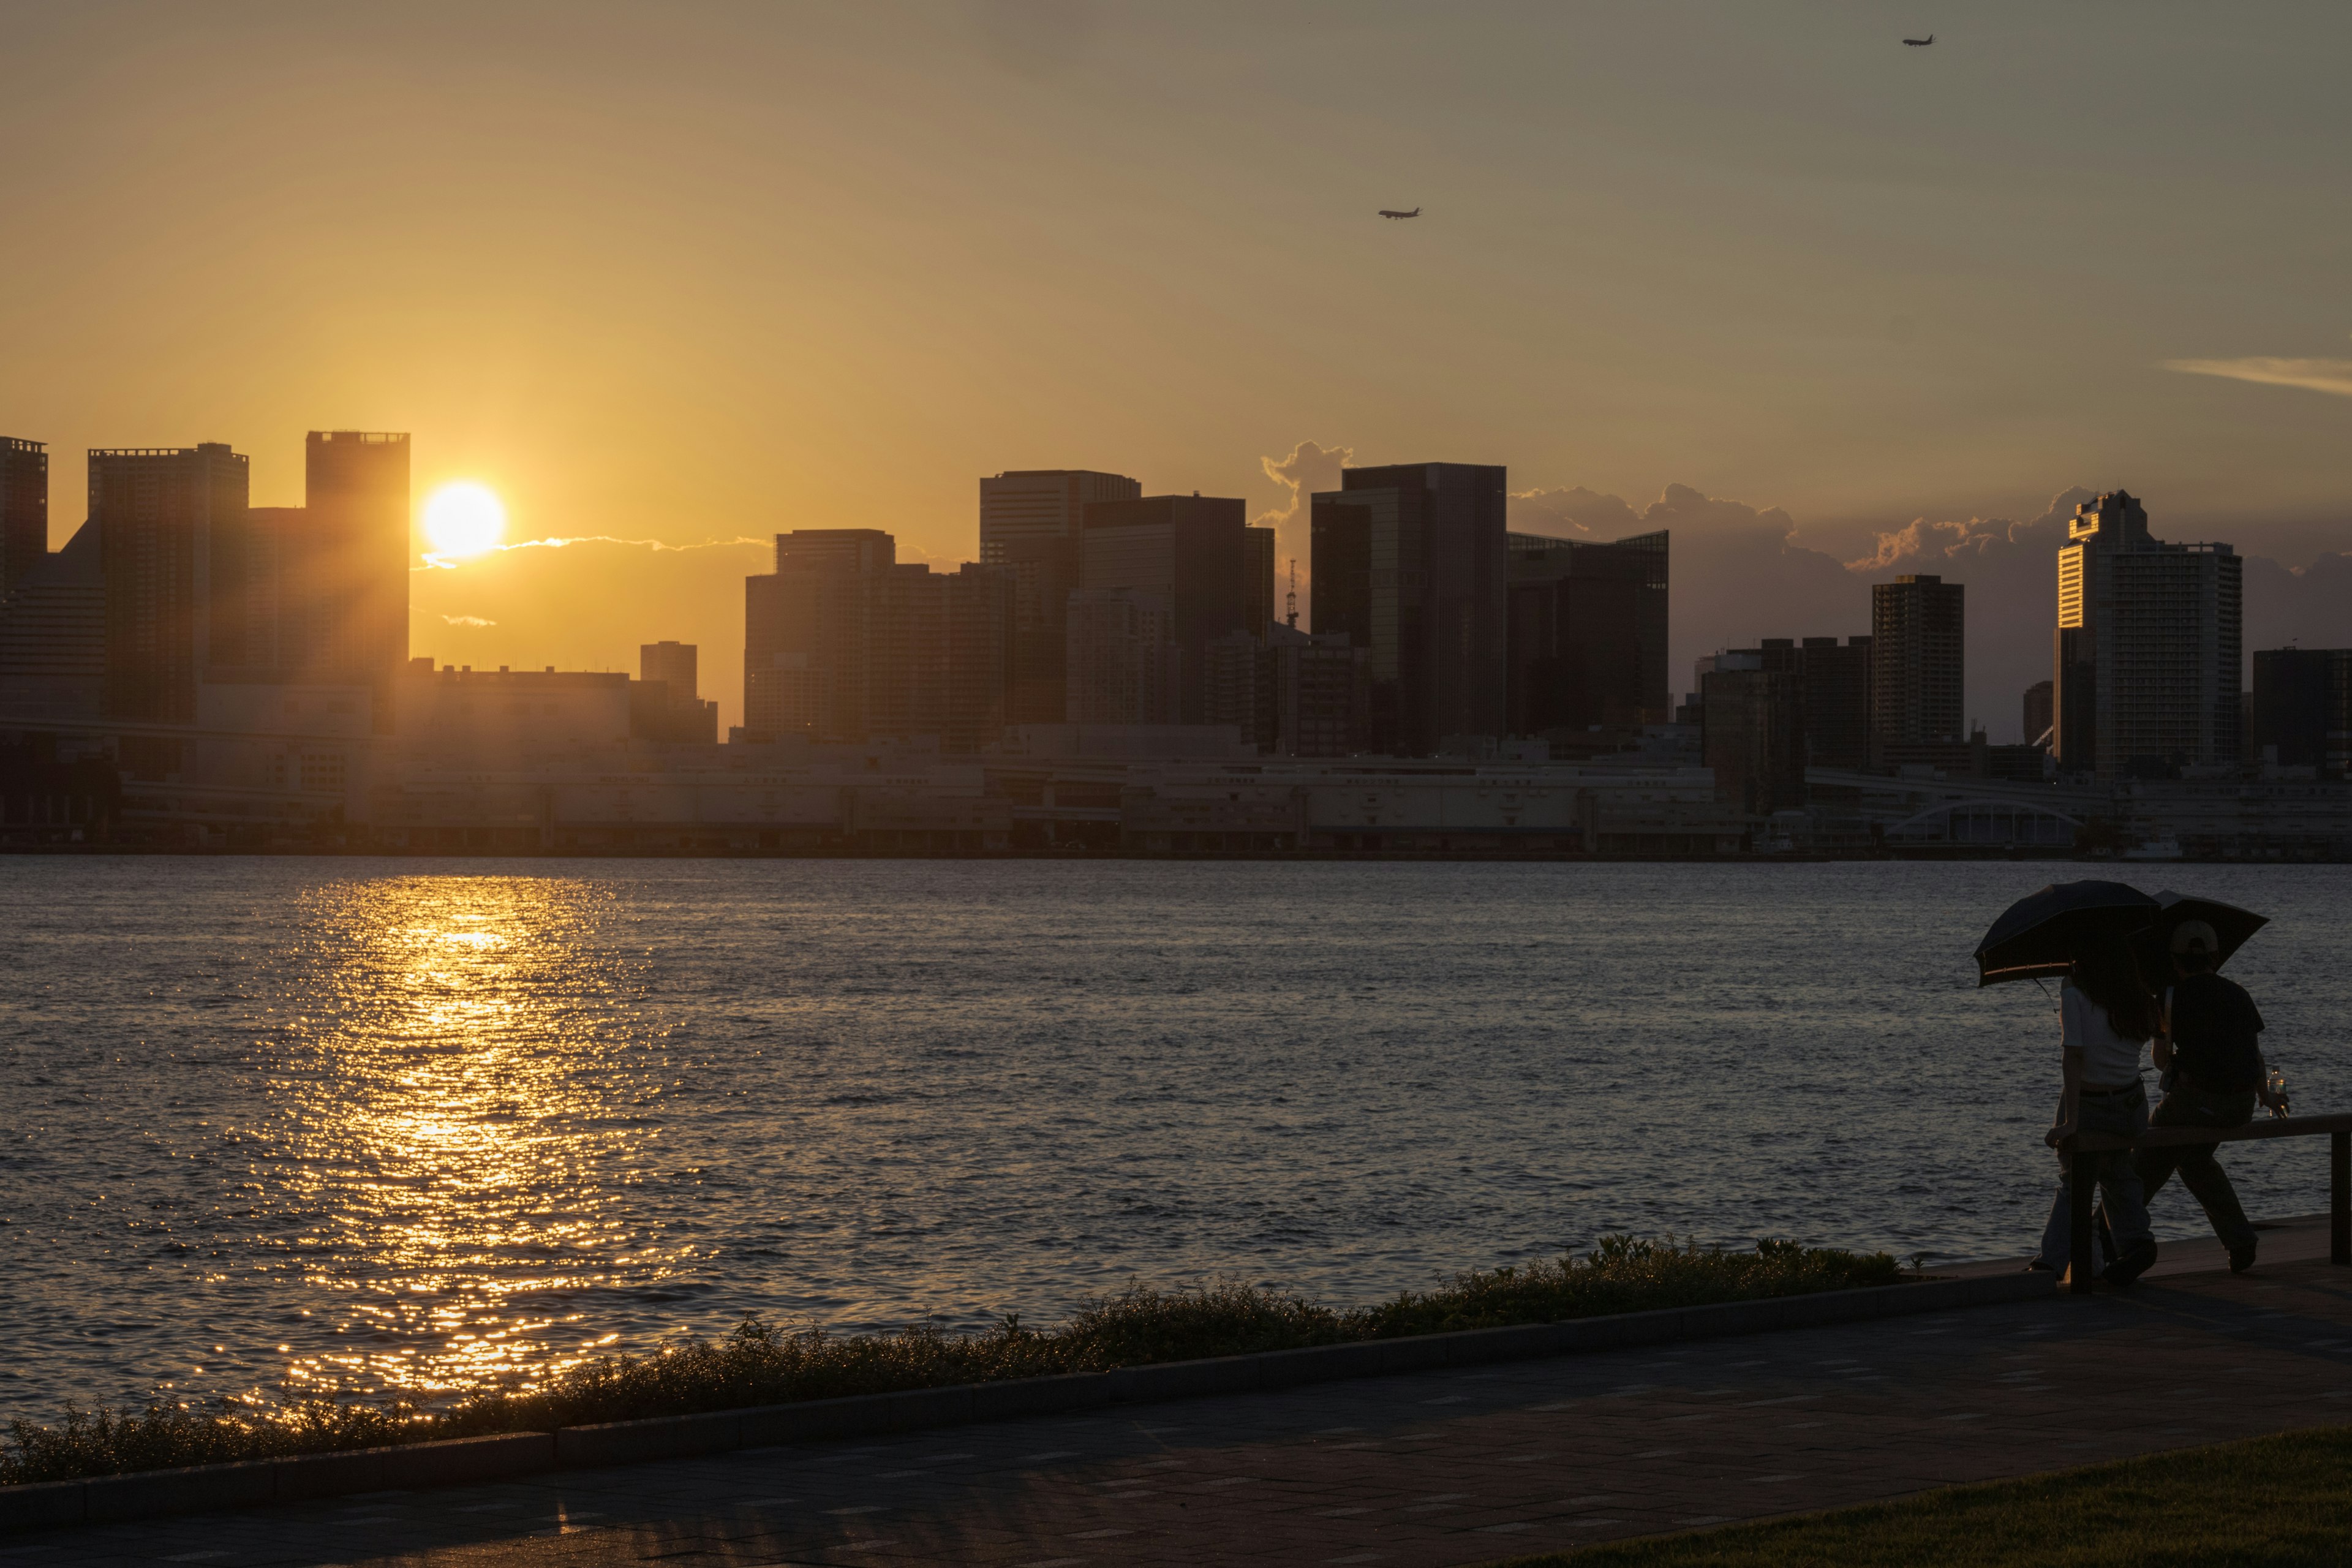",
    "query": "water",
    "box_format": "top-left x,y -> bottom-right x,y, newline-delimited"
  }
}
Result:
4,858 -> 2346,1427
